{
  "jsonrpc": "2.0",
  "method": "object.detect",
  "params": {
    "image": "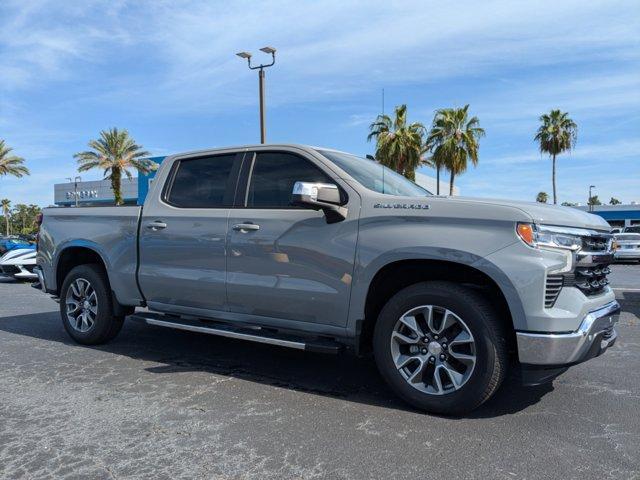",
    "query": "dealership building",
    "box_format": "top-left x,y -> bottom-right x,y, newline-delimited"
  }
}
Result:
573,204 -> 640,229
53,156 -> 166,207
53,156 -> 457,206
